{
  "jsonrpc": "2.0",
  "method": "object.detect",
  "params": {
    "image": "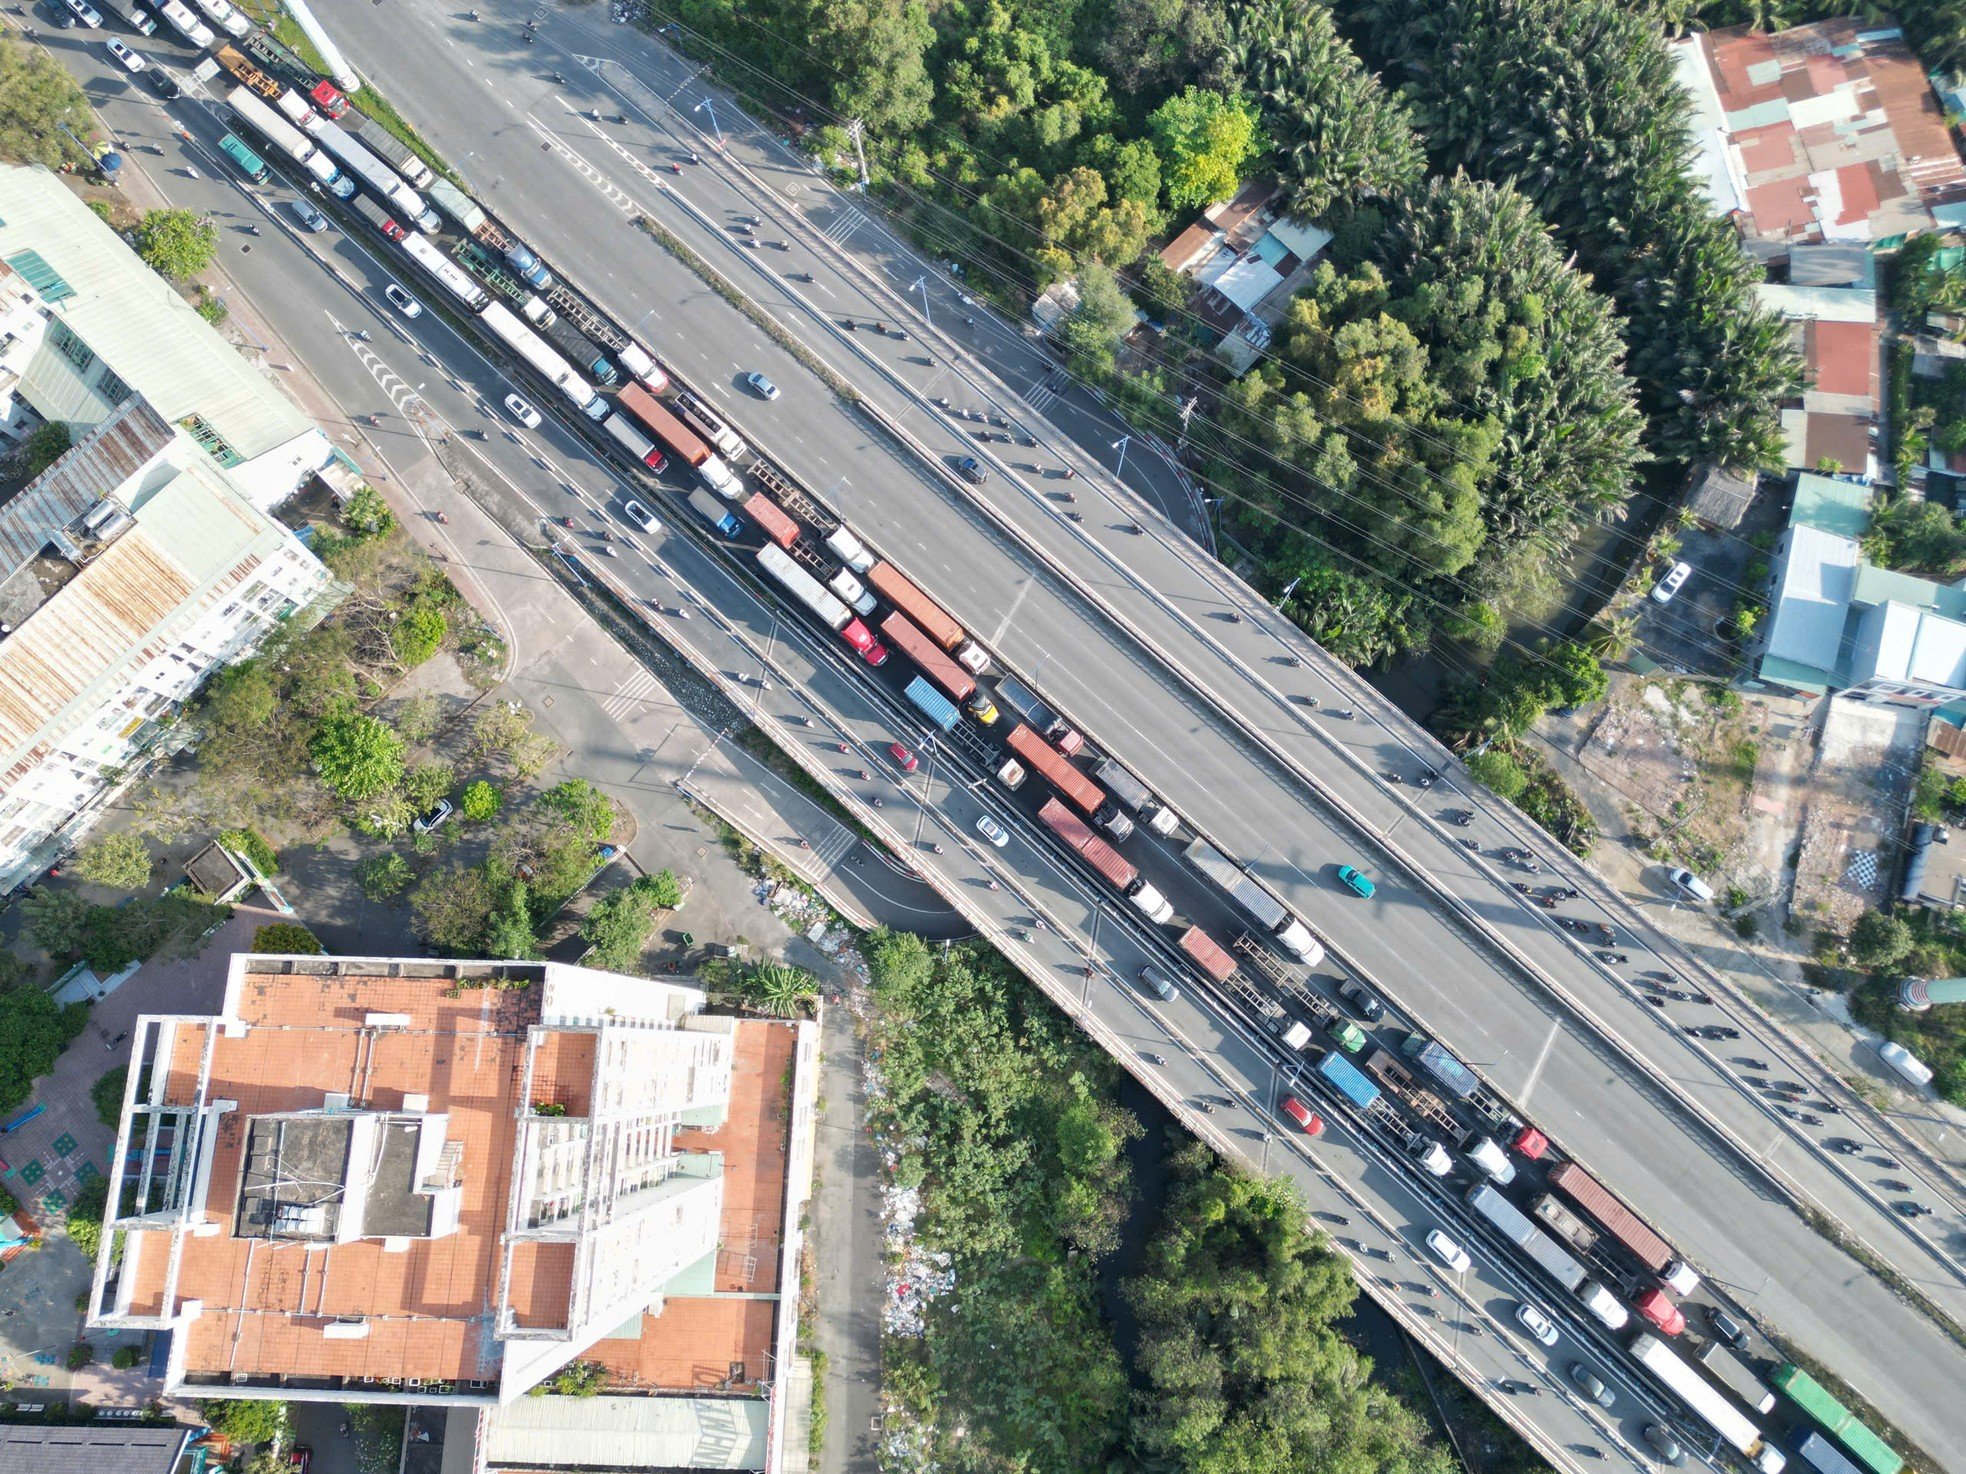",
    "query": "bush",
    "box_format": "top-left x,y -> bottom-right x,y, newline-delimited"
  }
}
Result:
65,1342 -> 94,1371
1465,749 -> 1528,801
639,868 -> 682,910
252,922 -> 323,955
63,1176 -> 108,1260
458,779 -> 503,822
199,1399 -> 289,1446
111,1345 -> 141,1369
310,712 -> 406,801
19,420 -> 72,477
220,827 -> 279,877
530,1359 -> 607,1397
92,1065 -> 127,1129
392,604 -> 446,668
132,208 -> 217,279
